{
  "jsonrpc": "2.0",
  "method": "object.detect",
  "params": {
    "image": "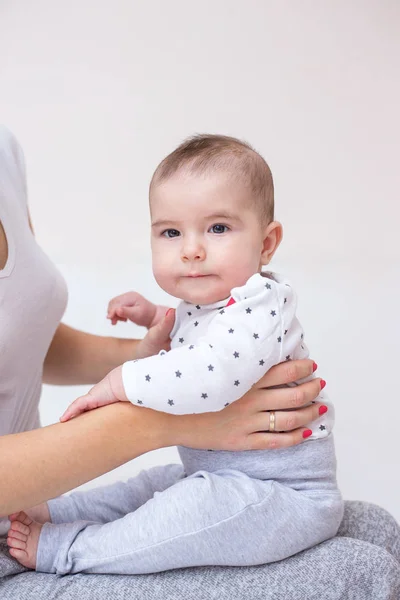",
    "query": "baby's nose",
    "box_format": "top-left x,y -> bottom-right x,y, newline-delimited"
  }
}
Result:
181,240 -> 206,262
